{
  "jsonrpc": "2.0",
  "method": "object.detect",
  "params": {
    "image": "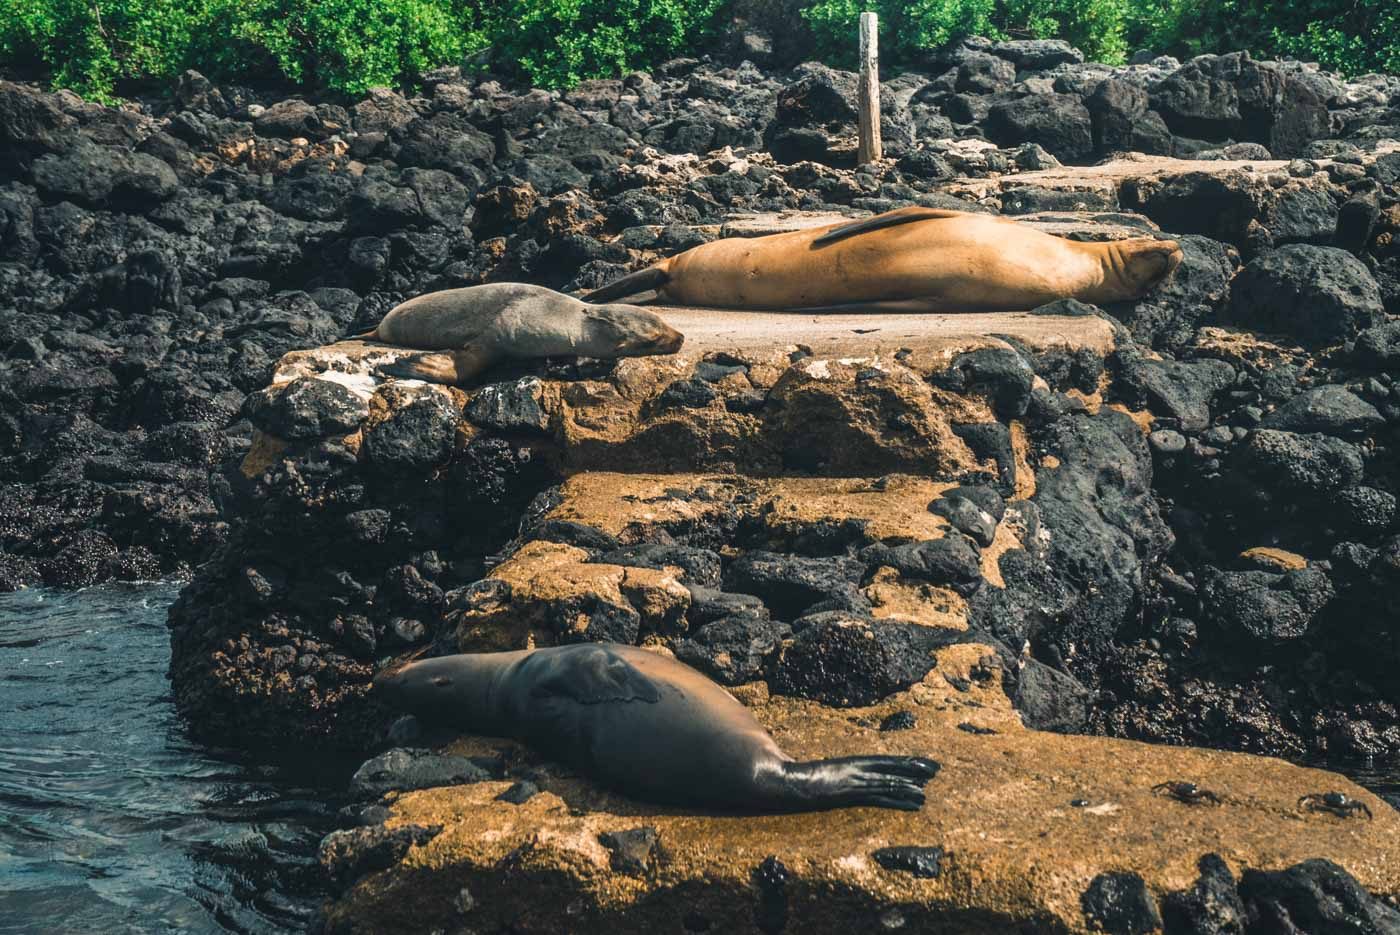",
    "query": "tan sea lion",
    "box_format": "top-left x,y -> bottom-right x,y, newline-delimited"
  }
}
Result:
375,643 -> 941,812
584,206 -> 1184,311
358,282 -> 684,386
